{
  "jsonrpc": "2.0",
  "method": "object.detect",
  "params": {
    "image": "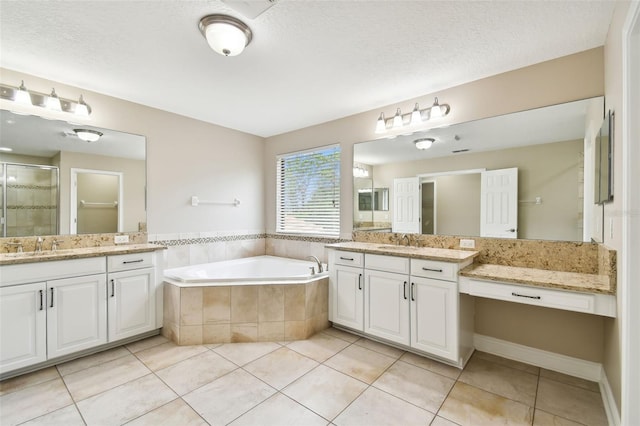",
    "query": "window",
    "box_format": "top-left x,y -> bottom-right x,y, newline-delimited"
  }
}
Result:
277,144 -> 340,236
